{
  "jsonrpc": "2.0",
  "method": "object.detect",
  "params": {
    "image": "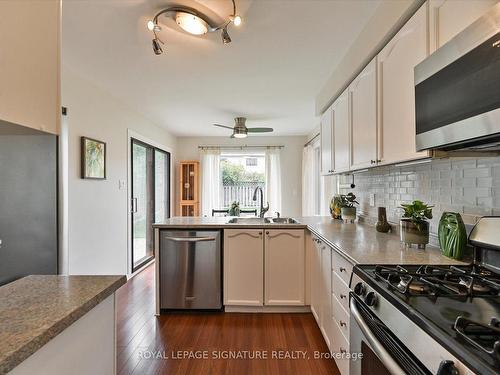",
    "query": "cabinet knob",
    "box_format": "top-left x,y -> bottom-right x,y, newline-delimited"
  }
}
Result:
258,231 -> 263,235
340,294 -> 346,299
339,320 -> 347,327
376,159 -> 382,163
339,267 -> 346,273
340,348 -> 347,354
370,160 -> 376,164
266,231 -> 270,235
